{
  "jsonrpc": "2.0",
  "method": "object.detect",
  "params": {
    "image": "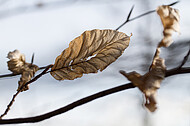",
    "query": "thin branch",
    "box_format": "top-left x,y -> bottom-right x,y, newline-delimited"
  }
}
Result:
115,1 -> 179,30
0,66 -> 189,124
0,0 -> 127,19
30,53 -> 35,65
167,1 -> 180,6
0,65 -> 51,78
116,5 -> 134,30
0,90 -> 21,119
166,67 -> 190,77
0,65 -> 53,119
0,83 -> 135,124
0,73 -> 20,78
0,0 -> 78,19
177,45 -> 190,69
